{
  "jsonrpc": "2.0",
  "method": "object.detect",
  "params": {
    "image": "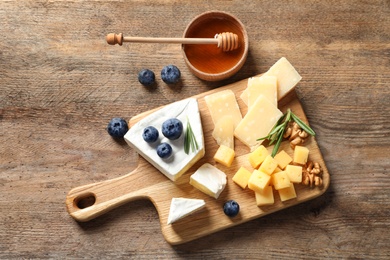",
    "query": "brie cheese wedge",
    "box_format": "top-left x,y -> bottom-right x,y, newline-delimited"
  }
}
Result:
124,98 -> 205,181
190,163 -> 227,199
167,198 -> 206,225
